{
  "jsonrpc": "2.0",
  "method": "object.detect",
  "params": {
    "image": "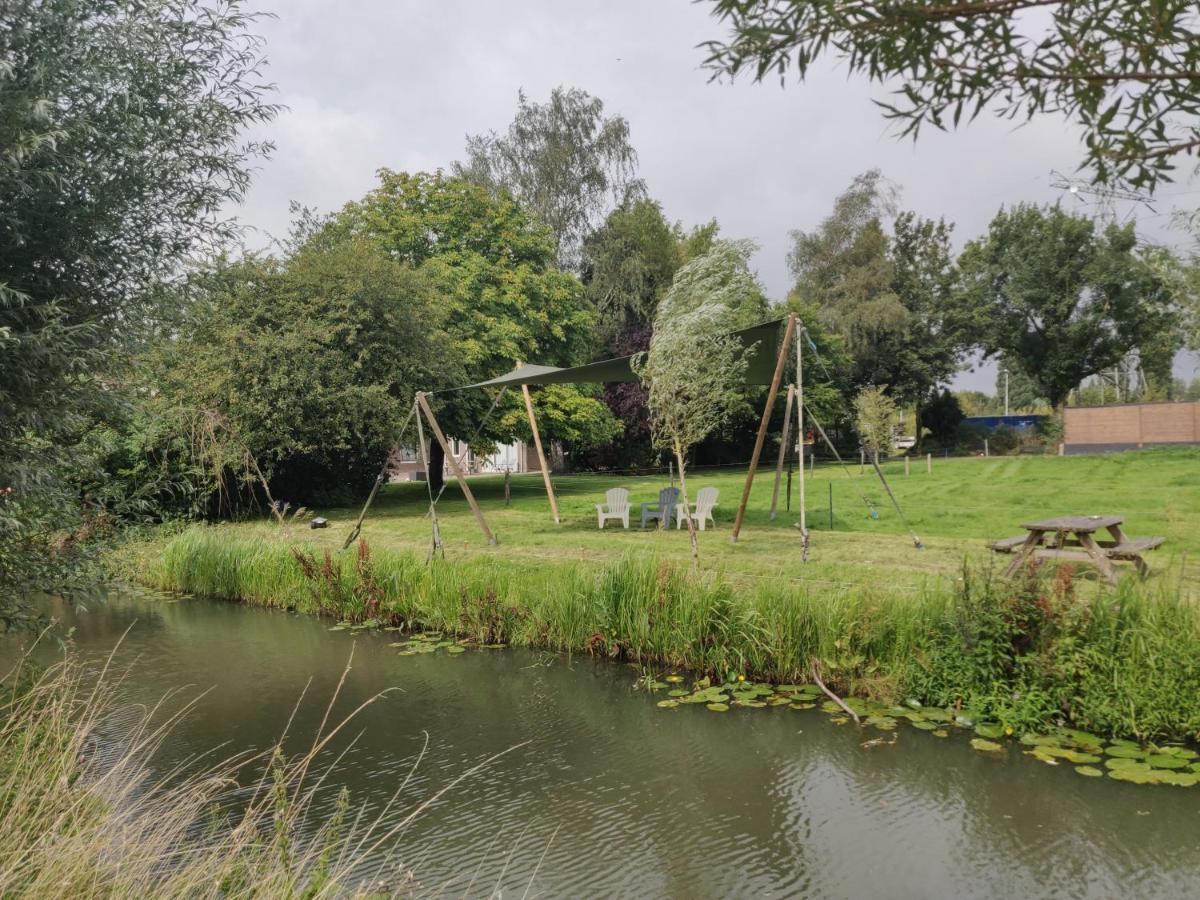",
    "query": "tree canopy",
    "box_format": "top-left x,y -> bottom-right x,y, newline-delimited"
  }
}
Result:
456,86 -> 643,269
153,239 -> 450,506
961,204 -> 1176,410
1,0 -> 276,597
326,169 -> 617,480
788,171 -> 972,411
700,0 -> 1200,191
